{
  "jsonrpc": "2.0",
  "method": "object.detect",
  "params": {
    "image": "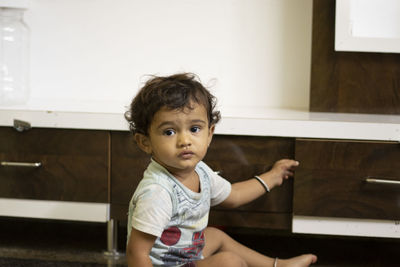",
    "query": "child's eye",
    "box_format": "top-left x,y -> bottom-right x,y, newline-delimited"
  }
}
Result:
190,126 -> 201,133
163,129 -> 175,136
